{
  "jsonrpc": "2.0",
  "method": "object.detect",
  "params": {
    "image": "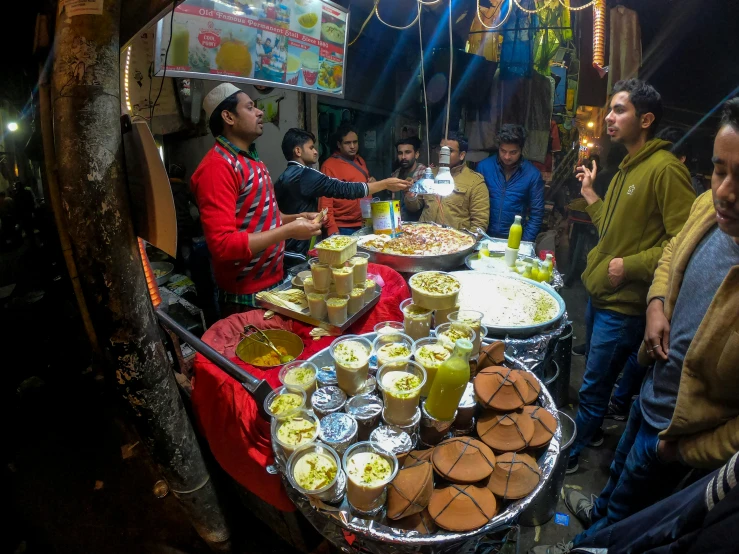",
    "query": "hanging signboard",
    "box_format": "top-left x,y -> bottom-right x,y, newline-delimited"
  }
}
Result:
154,0 -> 349,98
